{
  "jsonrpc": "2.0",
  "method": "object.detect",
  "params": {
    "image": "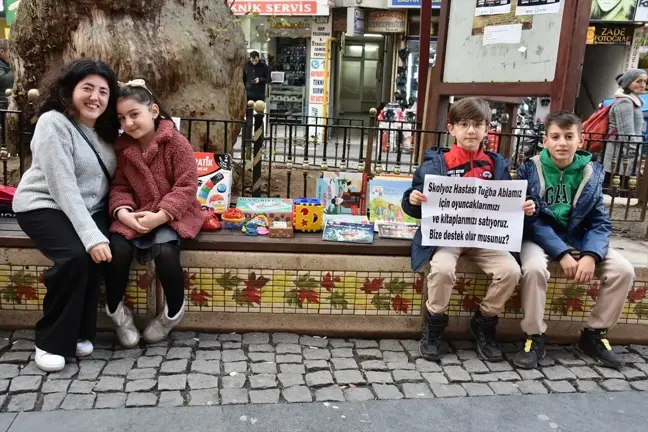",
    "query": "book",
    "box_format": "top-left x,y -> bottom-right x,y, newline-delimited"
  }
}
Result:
378,223 -> 418,240
322,221 -> 374,244
323,214 -> 371,225
195,153 -> 232,214
368,176 -> 418,231
317,172 -> 367,215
